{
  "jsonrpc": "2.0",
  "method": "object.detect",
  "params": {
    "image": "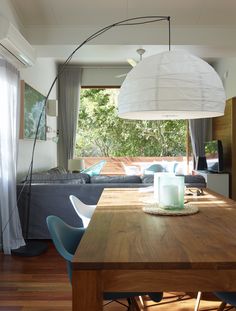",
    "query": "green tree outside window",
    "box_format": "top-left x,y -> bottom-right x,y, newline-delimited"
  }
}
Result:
75,89 -> 186,157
